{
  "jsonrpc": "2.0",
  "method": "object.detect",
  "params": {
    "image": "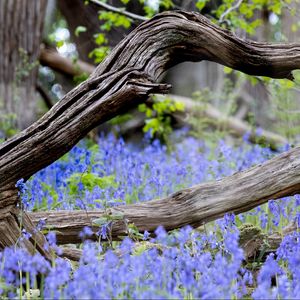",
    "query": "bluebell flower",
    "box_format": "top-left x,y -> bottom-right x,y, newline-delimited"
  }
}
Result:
143,230 -> 150,240
79,226 -> 93,239
15,178 -> 27,194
